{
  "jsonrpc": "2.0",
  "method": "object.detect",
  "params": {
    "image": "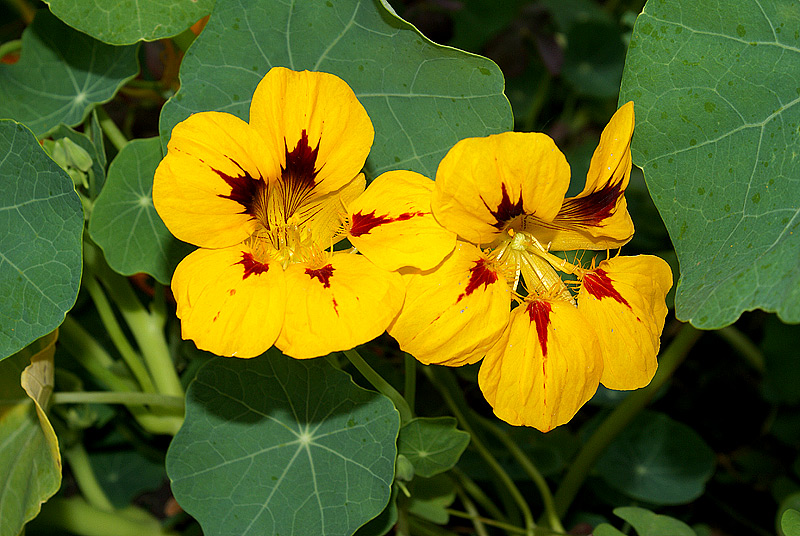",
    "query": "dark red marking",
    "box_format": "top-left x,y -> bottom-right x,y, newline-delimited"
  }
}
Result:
555,180 -> 624,228
482,183 -> 524,230
582,268 -> 631,308
236,252 -> 270,279
456,259 -> 498,302
306,264 -> 334,288
229,289 -> 236,296
349,210 -> 425,237
526,300 -> 552,357
280,130 -> 321,215
214,157 -> 265,216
